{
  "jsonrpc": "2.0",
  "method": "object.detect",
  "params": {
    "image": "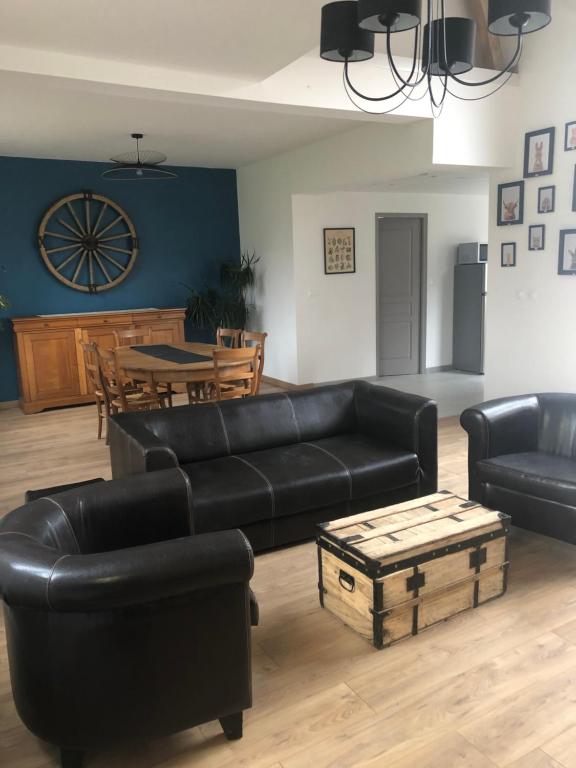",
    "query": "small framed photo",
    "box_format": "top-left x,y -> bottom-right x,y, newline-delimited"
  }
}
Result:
558,230 -> 576,275
529,224 -> 545,251
565,121 -> 576,151
538,185 -> 555,214
573,166 -> 576,212
524,127 -> 555,178
497,181 -> 524,226
501,242 -> 516,268
324,227 -> 355,274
